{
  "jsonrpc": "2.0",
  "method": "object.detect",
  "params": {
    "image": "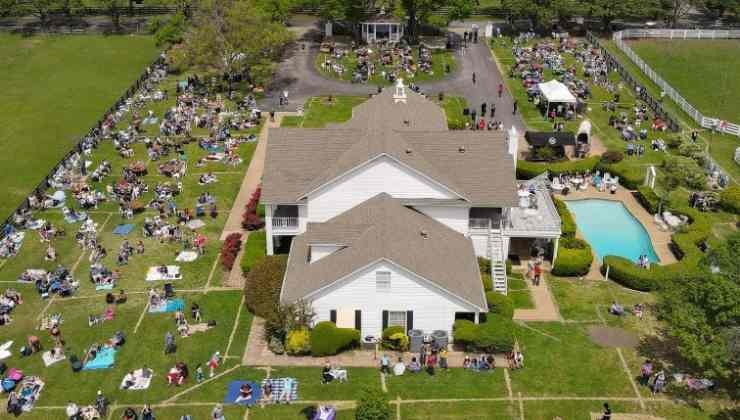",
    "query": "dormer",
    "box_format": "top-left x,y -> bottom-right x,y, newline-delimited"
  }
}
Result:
308,243 -> 343,263
393,78 -> 407,104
